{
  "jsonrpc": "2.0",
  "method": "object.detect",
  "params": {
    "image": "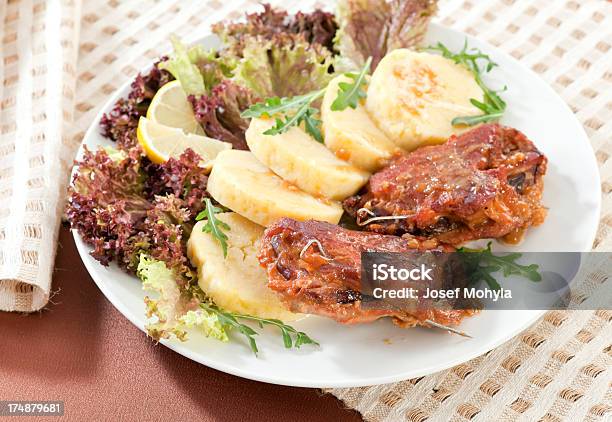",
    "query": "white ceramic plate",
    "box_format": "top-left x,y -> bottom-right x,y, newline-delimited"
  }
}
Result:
72,23 -> 601,388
